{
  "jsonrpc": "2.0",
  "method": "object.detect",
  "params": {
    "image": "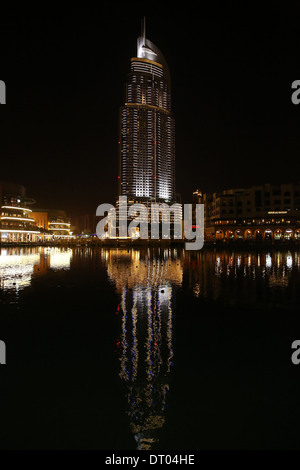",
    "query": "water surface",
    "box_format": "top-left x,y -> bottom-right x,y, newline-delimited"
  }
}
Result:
0,246 -> 300,449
